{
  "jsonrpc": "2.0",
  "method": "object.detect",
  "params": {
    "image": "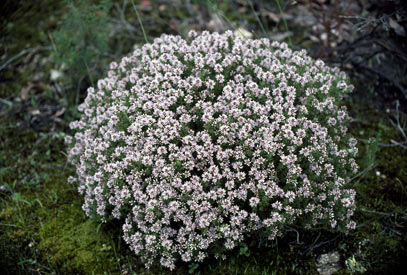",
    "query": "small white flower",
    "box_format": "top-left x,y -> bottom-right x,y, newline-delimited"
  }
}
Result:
67,31 -> 357,269
249,197 -> 260,207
